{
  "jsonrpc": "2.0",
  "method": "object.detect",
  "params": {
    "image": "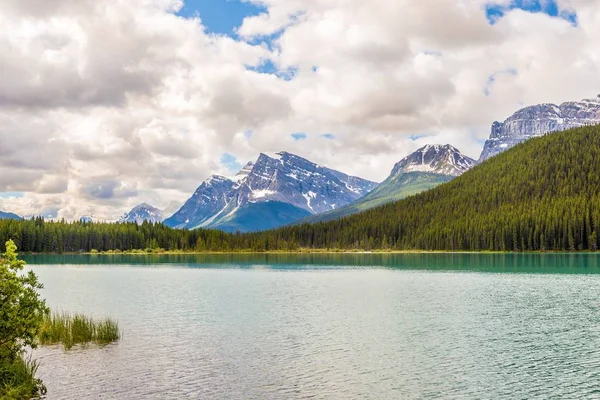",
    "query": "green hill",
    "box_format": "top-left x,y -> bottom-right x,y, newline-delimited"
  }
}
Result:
305,172 -> 453,223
